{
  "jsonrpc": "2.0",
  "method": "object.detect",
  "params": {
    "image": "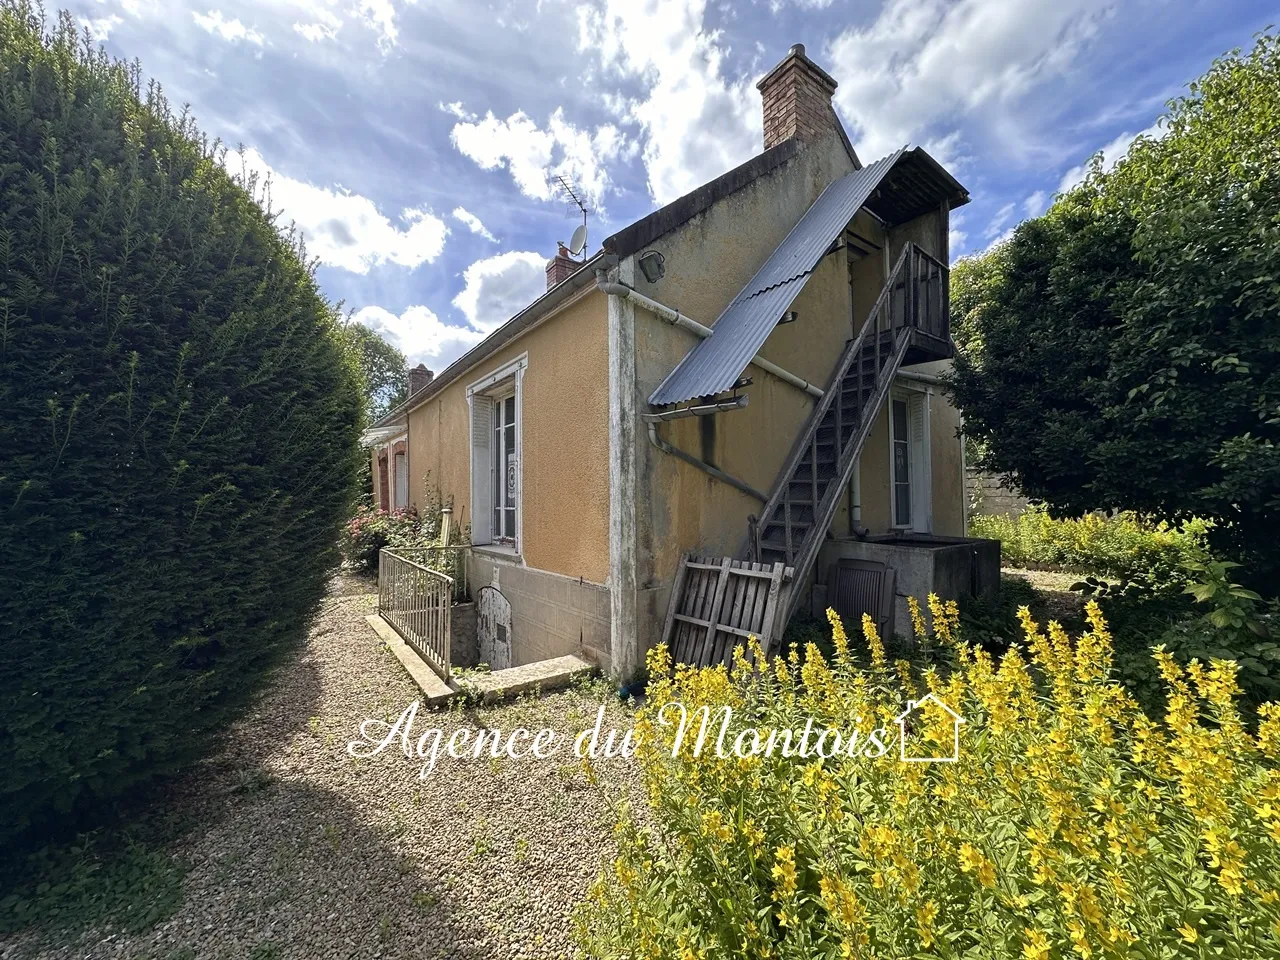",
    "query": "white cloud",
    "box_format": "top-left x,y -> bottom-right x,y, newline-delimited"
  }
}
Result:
353,305 -> 485,367
82,14 -> 123,40
983,201 -> 1016,239
1024,189 -> 1049,217
1058,121 -> 1164,194
578,0 -> 760,205
192,9 -> 264,46
948,212 -> 968,254
452,251 -> 546,334
294,13 -> 341,43
827,0 -> 1113,165
450,109 -> 622,210
439,101 -> 472,120
356,0 -> 399,50
230,148 -> 448,274
452,207 -> 497,242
